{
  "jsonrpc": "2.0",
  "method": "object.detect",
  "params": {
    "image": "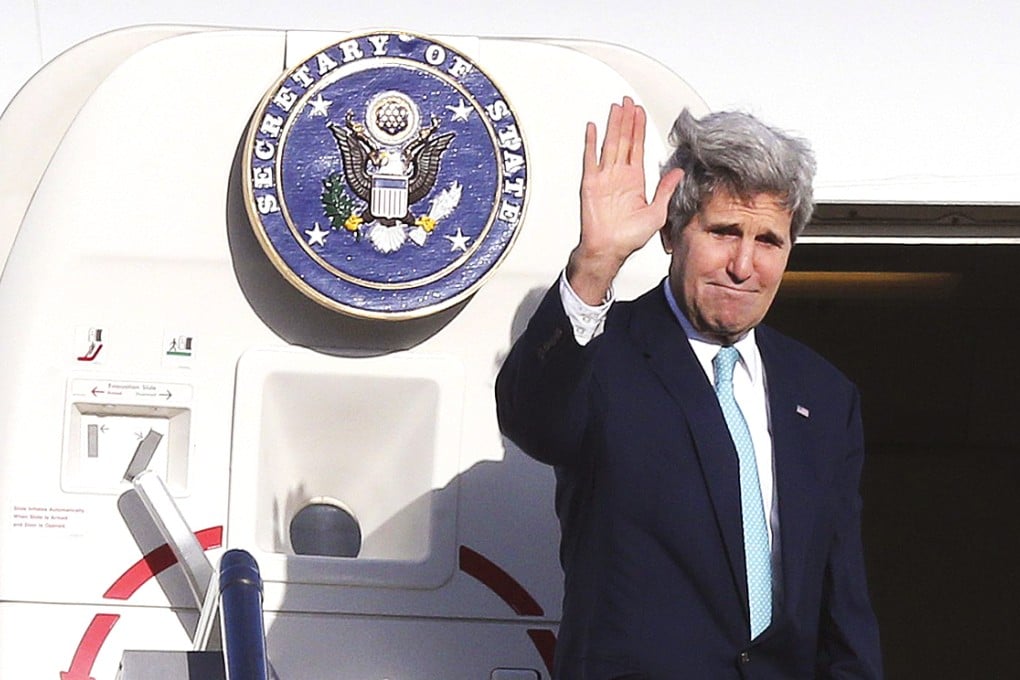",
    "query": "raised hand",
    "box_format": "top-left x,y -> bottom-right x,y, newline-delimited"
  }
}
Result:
566,97 -> 684,305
